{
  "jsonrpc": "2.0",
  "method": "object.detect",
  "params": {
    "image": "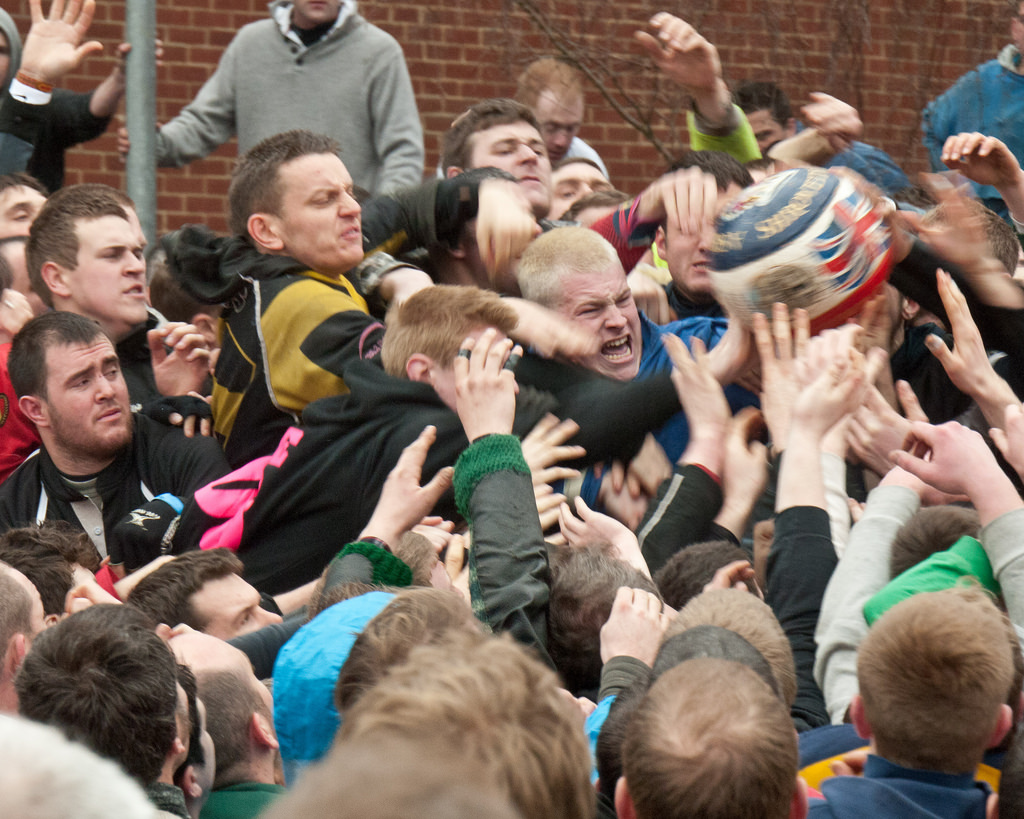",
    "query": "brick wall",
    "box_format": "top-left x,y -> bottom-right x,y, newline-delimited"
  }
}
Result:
5,0 -> 1013,235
